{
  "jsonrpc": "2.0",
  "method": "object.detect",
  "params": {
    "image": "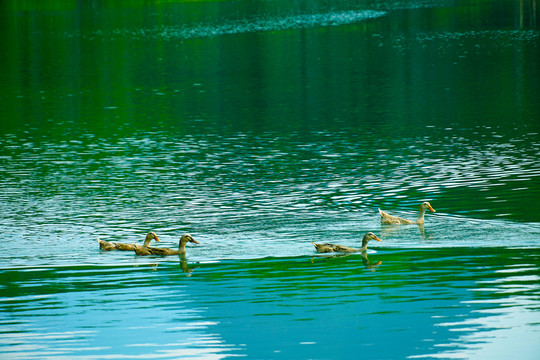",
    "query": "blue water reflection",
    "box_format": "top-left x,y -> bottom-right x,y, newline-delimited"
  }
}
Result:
1,249 -> 540,359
